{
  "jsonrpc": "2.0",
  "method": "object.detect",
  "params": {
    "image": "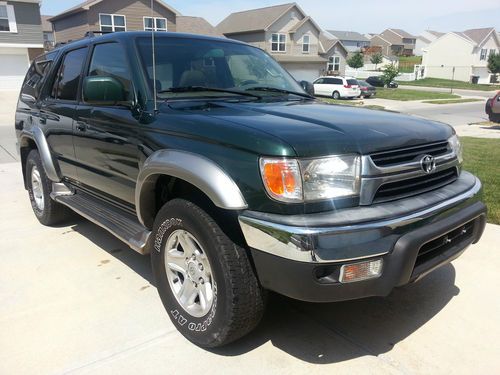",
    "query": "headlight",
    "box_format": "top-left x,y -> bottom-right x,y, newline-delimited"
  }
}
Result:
448,135 -> 463,163
260,155 -> 361,203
